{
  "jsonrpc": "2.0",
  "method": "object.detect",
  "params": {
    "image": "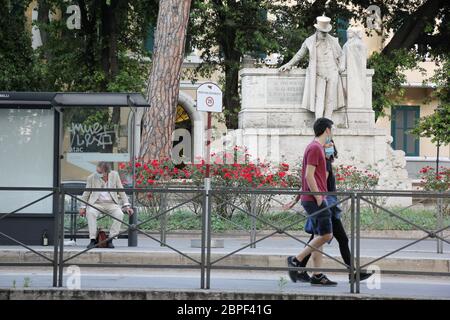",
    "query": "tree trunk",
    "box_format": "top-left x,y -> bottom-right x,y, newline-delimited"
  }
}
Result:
100,0 -> 120,86
37,0 -> 50,49
100,0 -> 121,127
77,0 -> 97,72
223,58 -> 240,129
139,0 -> 192,161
